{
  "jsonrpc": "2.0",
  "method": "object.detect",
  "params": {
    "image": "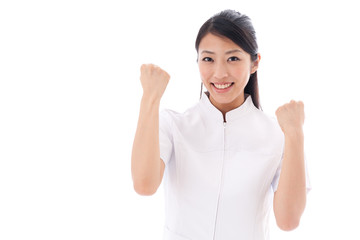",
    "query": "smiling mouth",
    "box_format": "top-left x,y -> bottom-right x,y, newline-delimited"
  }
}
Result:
211,82 -> 234,89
